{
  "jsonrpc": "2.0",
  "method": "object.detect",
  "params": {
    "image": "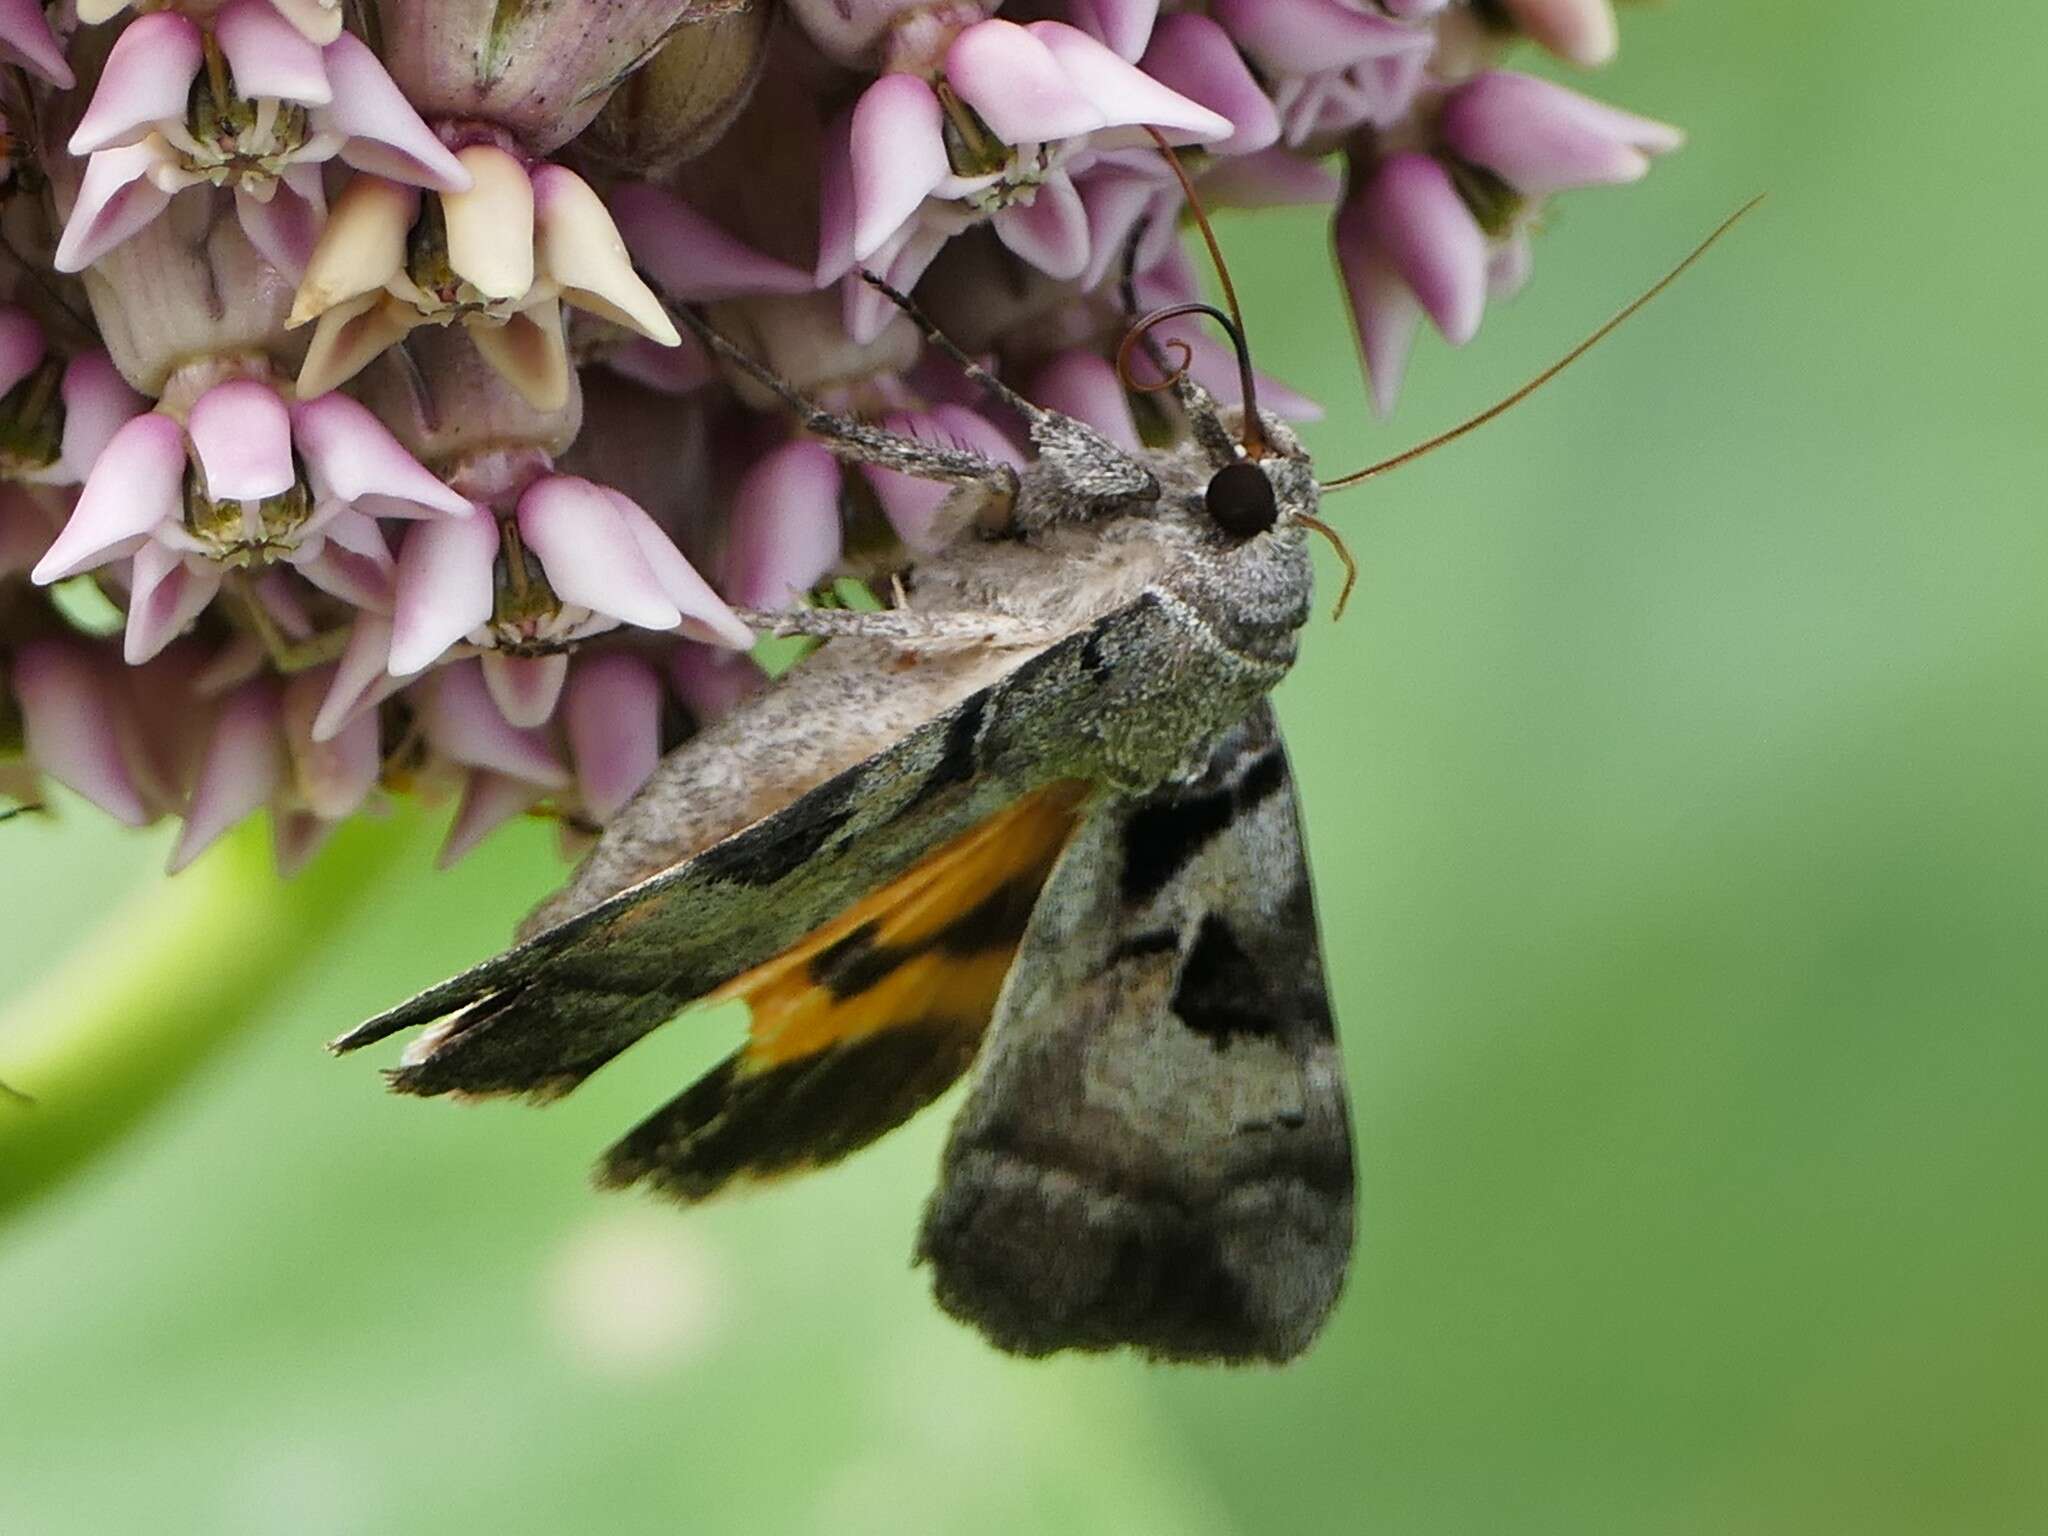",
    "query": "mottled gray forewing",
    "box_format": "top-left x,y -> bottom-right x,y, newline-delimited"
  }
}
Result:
328,593 -> 1179,1101
918,704 -> 1354,1363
